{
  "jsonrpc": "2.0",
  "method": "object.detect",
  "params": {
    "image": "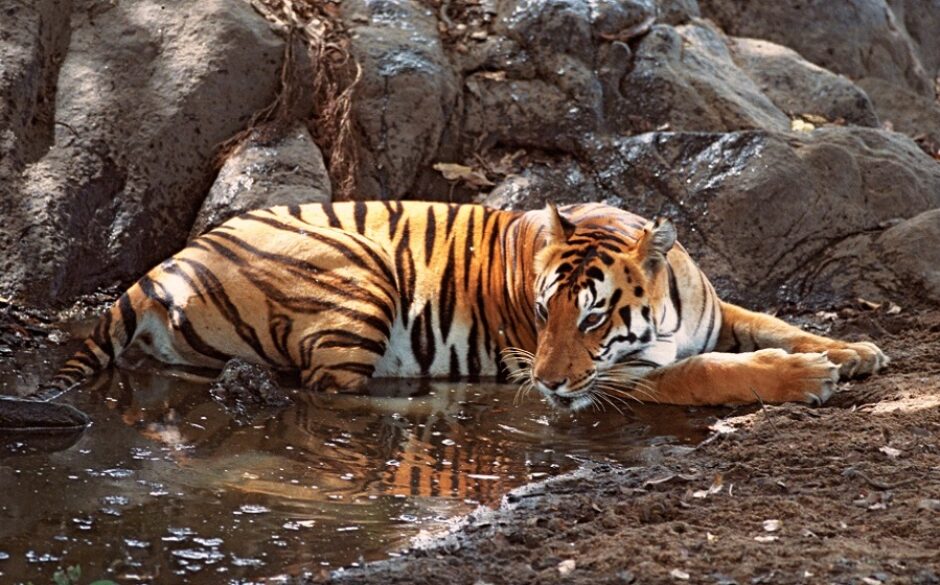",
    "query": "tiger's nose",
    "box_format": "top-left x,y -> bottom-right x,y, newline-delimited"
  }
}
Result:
536,377 -> 568,392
